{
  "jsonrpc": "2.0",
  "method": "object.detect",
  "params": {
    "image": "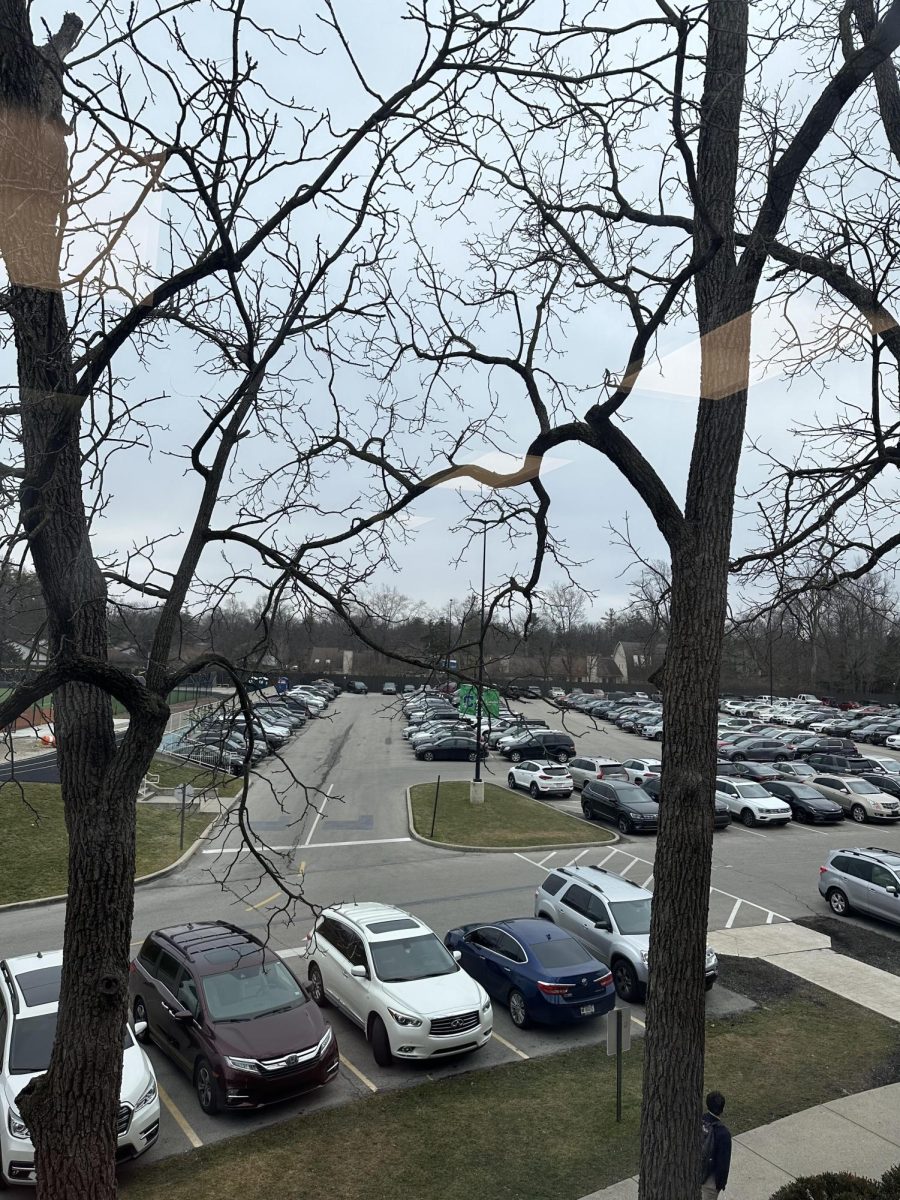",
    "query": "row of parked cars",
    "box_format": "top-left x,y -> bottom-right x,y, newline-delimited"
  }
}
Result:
400,691 -> 580,763
720,695 -> 900,746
